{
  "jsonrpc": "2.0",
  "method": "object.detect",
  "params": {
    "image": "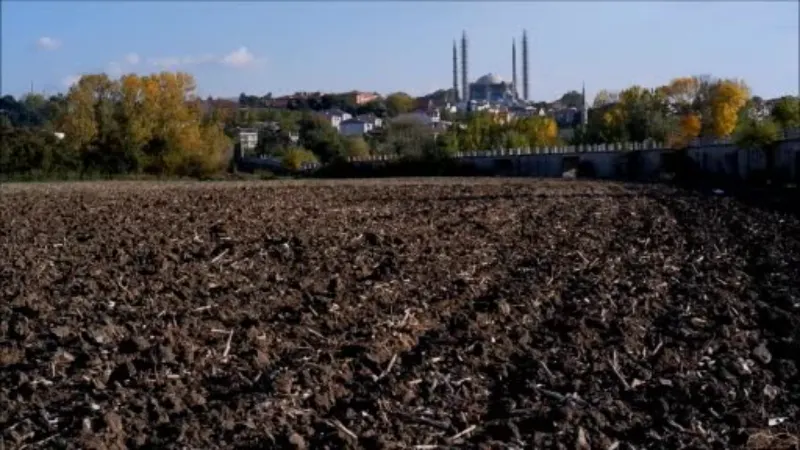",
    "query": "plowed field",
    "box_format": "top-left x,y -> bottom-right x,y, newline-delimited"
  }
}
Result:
1,179 -> 799,449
